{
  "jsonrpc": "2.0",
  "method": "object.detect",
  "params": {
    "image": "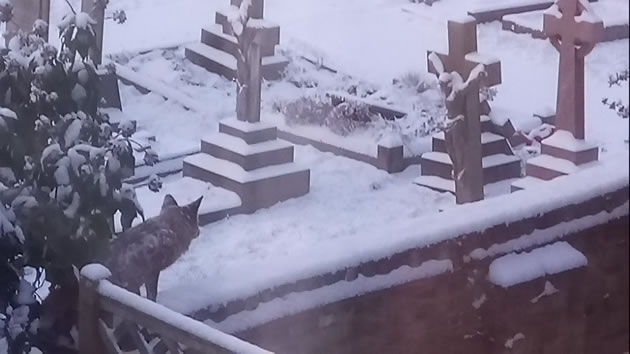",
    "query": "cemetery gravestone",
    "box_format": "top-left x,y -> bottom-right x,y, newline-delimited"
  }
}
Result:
184,0 -> 288,81
513,0 -> 604,191
415,17 -> 520,203
183,23 -> 310,214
